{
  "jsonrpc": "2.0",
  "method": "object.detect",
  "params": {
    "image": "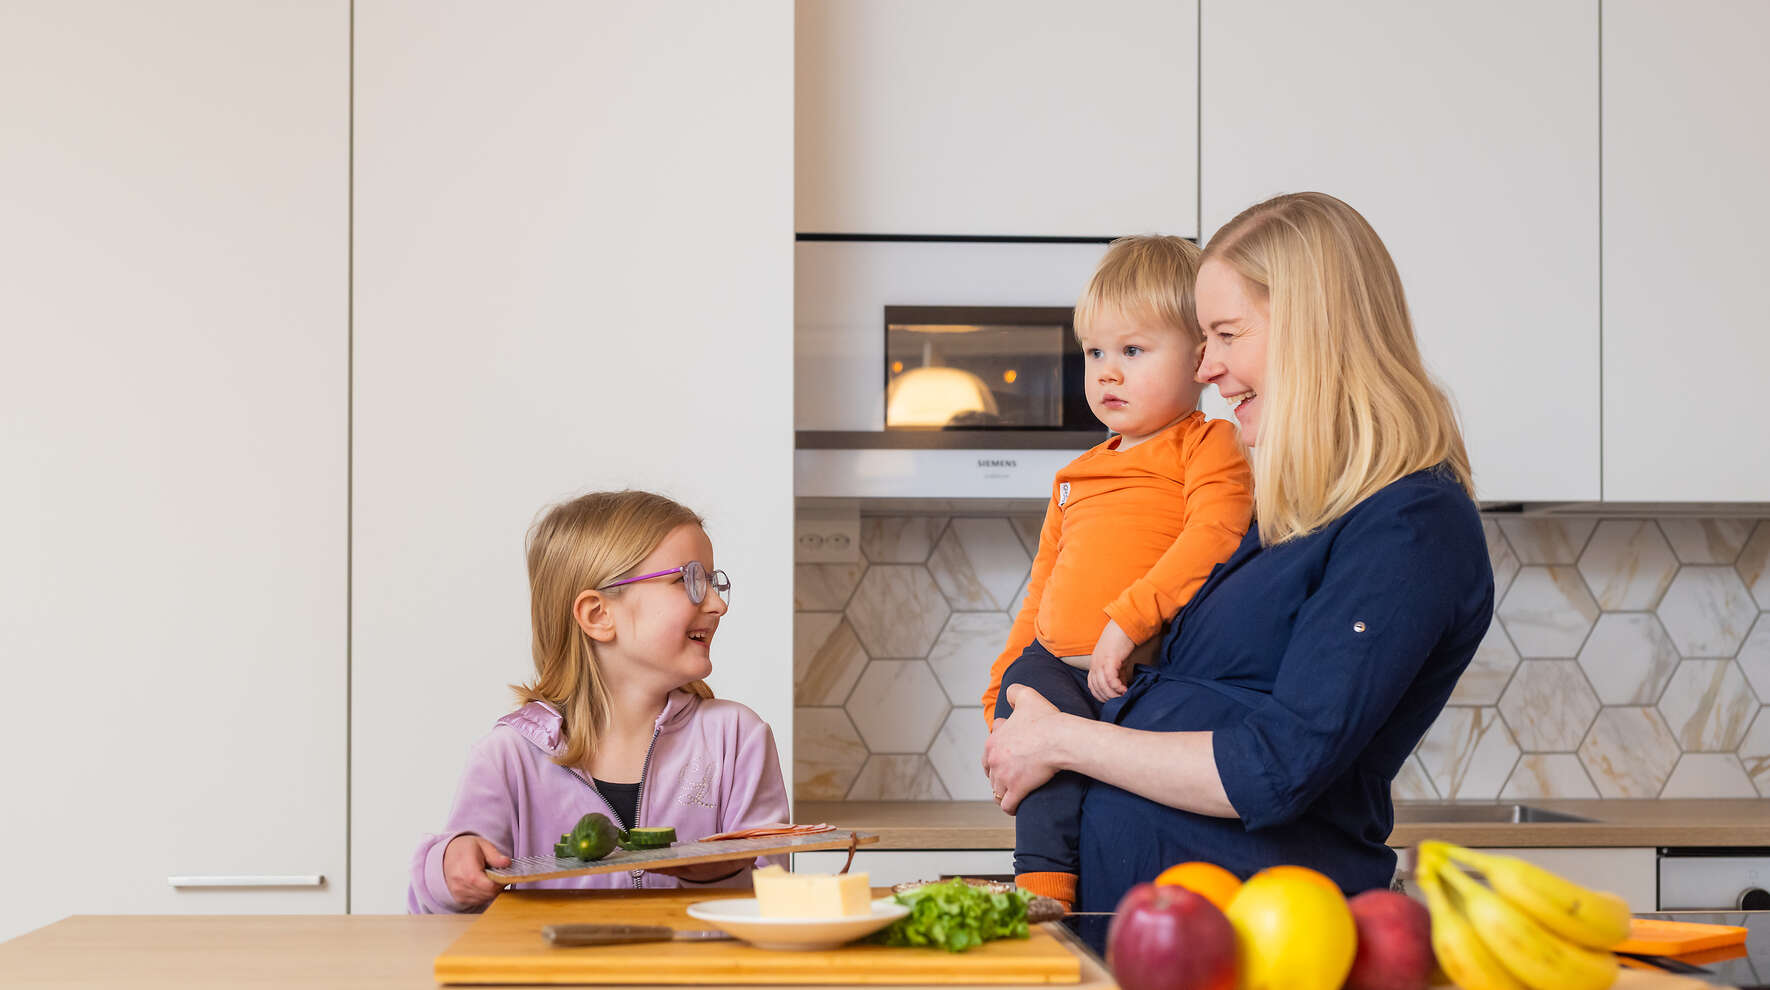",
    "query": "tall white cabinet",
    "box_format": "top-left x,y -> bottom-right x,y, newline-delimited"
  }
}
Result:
351,2 -> 795,914
0,1 -> 349,941
1601,0 -> 1770,501
797,0 -> 1198,237
1200,1 -> 1602,503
